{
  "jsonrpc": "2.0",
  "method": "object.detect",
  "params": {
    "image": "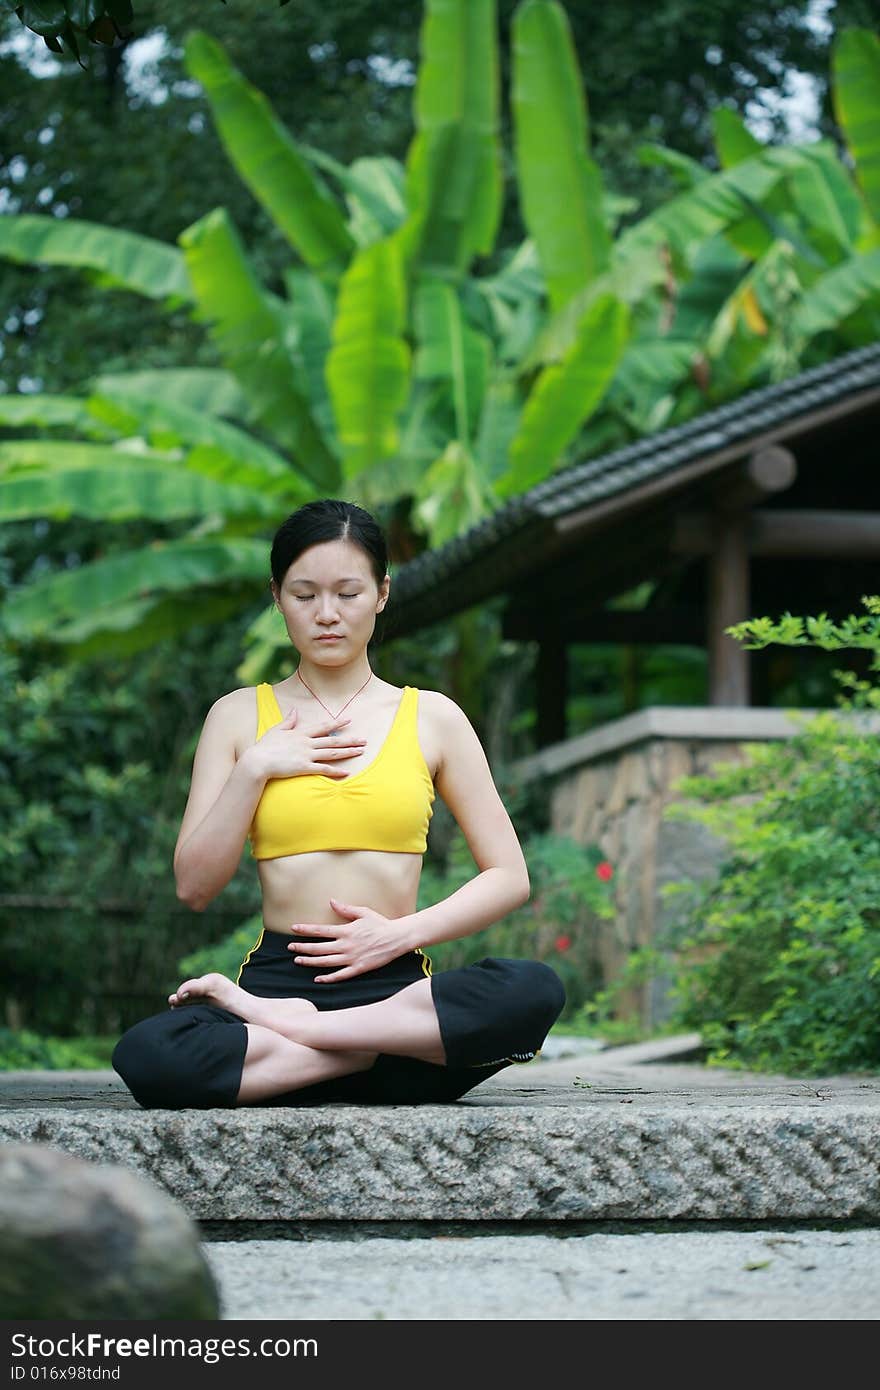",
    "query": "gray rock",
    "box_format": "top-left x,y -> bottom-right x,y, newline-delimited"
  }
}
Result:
0,1142 -> 219,1319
